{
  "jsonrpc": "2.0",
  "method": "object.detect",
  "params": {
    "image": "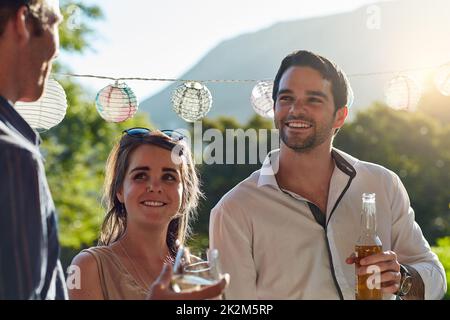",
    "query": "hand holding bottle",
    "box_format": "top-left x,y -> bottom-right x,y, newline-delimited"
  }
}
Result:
346,250 -> 402,295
